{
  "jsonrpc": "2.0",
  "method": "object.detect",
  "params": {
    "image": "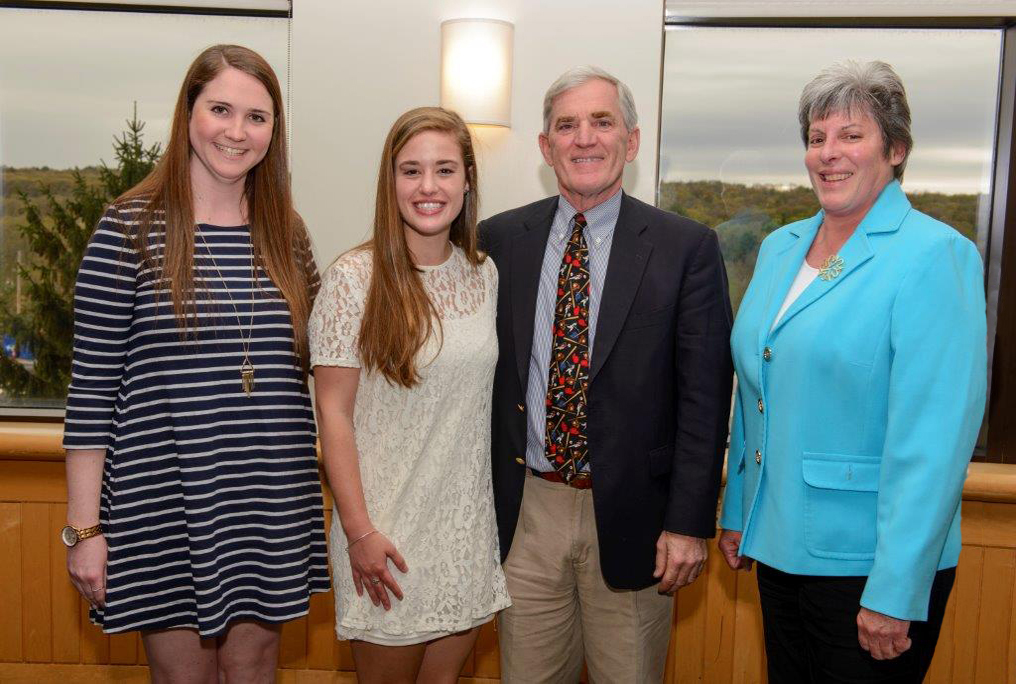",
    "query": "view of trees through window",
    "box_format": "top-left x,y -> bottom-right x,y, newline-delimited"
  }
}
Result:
658,26 -> 1002,314
0,8 -> 288,411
